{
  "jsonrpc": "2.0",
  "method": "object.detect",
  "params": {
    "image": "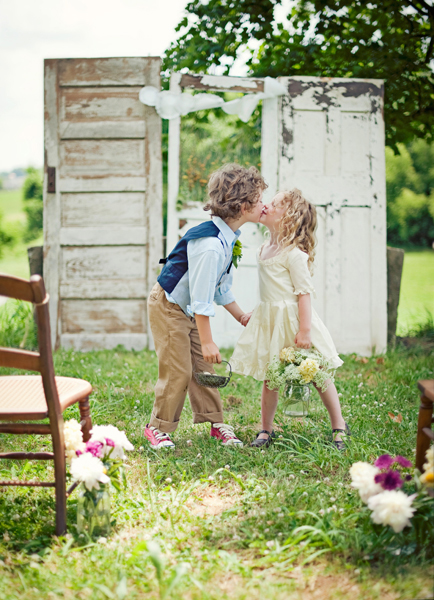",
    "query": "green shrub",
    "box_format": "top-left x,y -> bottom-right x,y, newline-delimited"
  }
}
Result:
0,299 -> 38,350
0,211 -> 15,258
386,141 -> 434,247
22,167 -> 43,241
390,188 -> 434,247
